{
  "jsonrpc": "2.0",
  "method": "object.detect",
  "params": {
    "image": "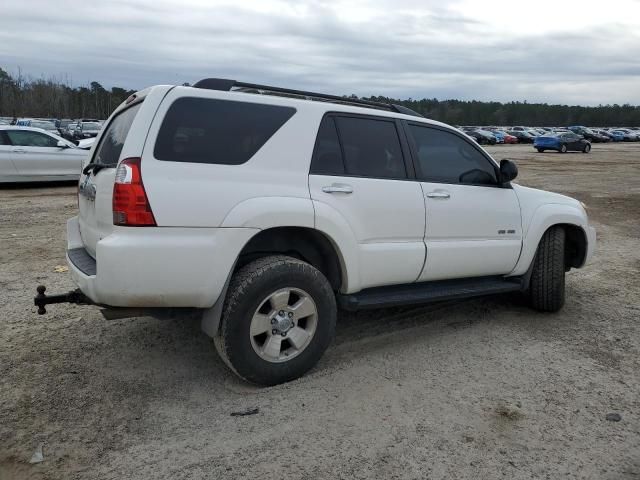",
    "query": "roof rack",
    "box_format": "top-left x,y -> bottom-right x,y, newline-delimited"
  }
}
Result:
192,78 -> 423,118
